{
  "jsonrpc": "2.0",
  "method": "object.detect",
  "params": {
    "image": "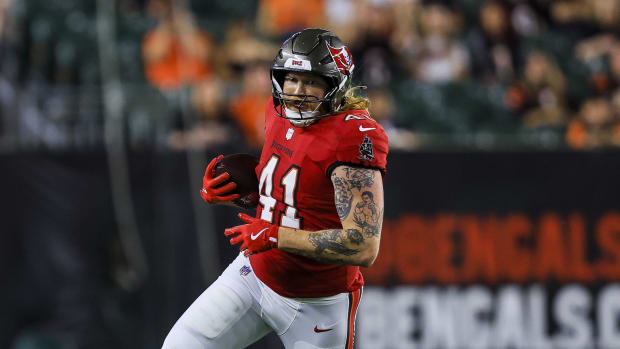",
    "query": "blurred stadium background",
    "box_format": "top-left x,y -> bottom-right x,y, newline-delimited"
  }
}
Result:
1,0 -> 620,348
